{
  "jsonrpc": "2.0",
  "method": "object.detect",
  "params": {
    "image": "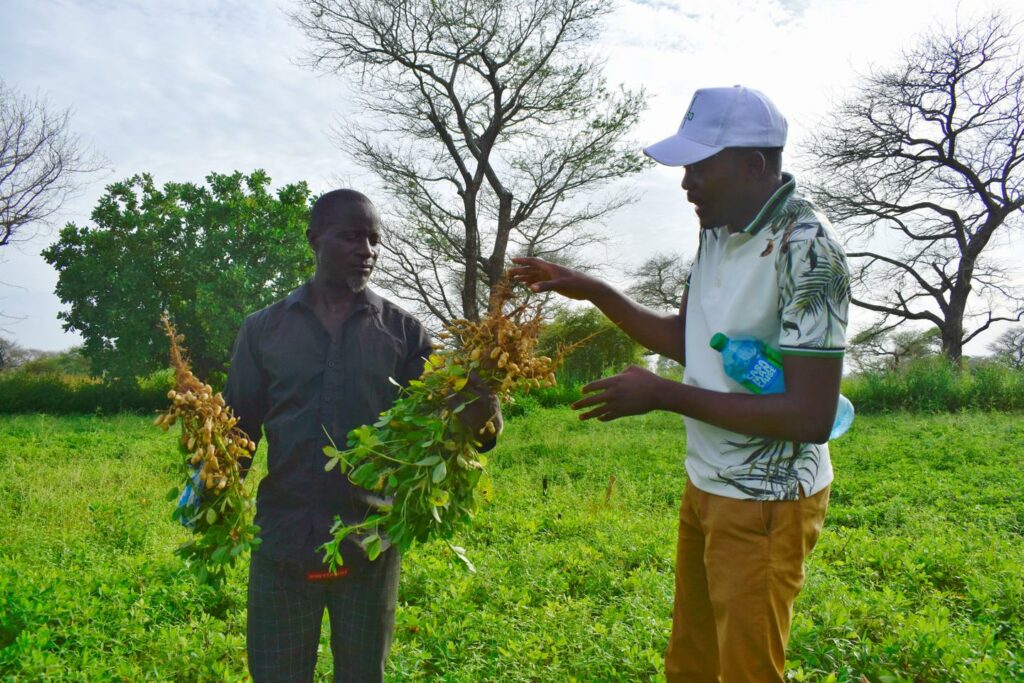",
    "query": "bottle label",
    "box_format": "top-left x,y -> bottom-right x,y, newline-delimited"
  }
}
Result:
747,358 -> 780,391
